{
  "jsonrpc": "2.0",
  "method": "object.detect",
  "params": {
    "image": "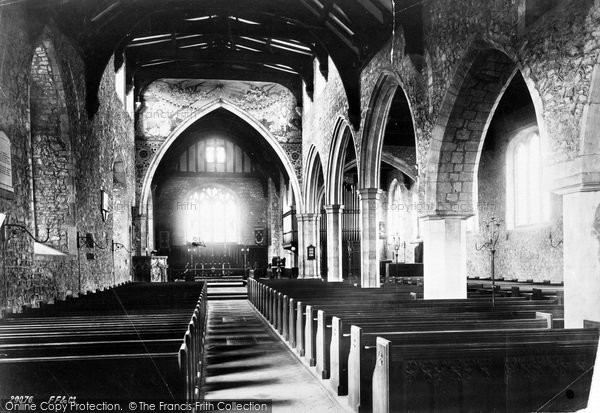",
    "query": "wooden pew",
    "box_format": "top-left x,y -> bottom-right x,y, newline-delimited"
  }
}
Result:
326,310 -> 553,395
371,329 -> 598,413
347,322 -> 565,413
300,299 -> 560,371
0,353 -> 185,400
0,282 -> 208,402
